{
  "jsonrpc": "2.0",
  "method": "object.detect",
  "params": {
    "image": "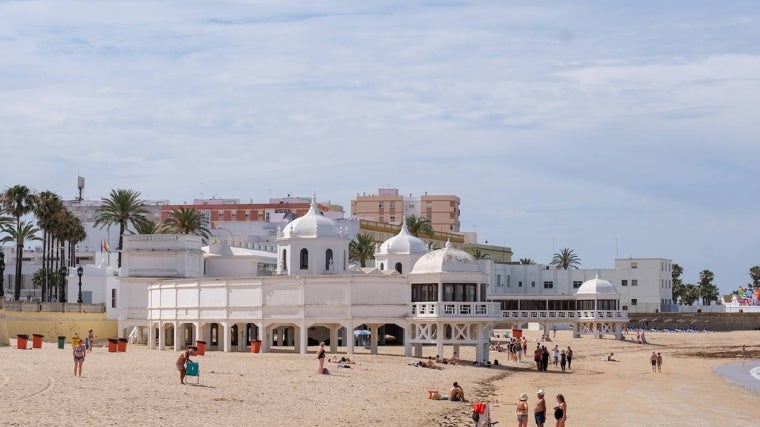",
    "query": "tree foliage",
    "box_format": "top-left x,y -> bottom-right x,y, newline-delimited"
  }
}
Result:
94,189 -> 148,267
164,208 -> 211,242
550,248 -> 581,270
349,232 -> 375,268
405,215 -> 434,238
